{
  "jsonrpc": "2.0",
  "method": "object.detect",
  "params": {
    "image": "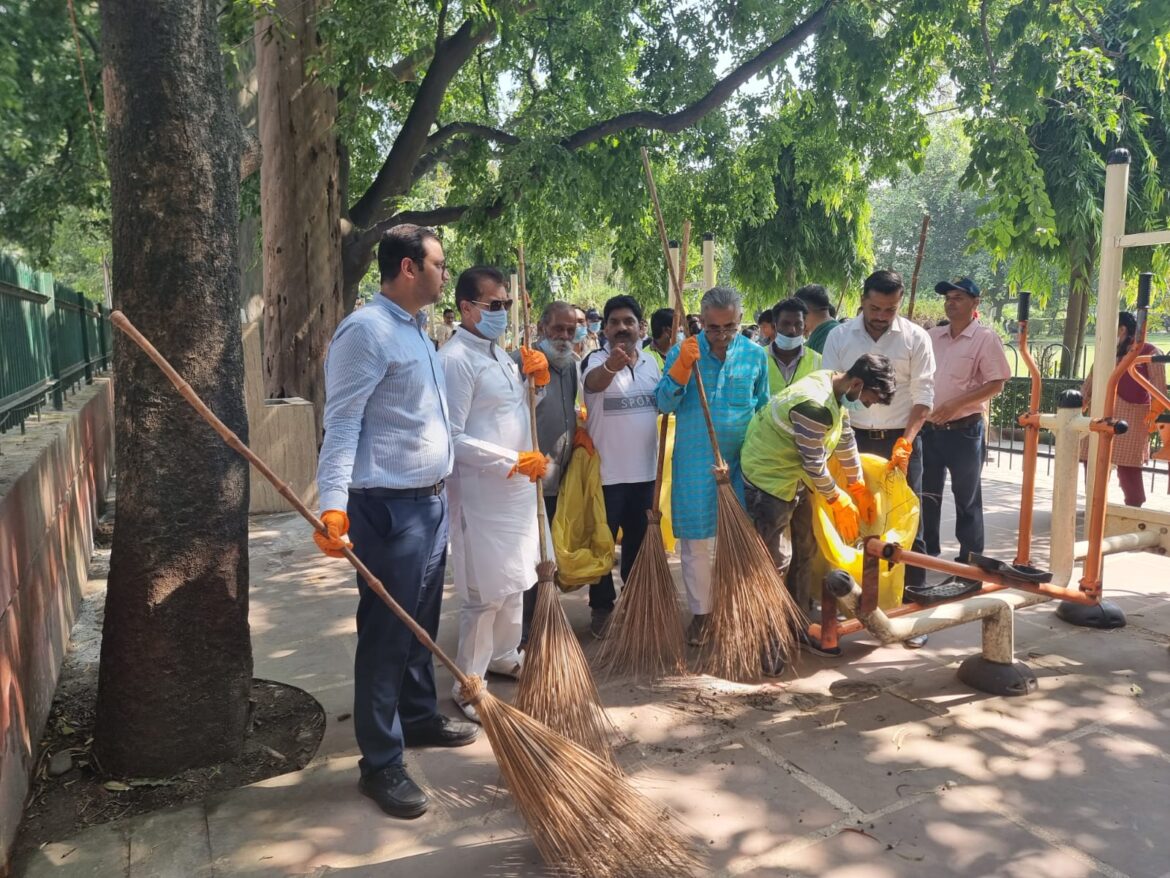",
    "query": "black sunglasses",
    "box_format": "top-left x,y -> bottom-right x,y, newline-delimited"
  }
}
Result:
471,299 -> 514,312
